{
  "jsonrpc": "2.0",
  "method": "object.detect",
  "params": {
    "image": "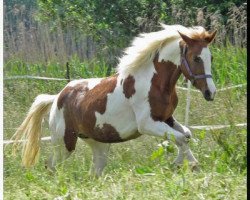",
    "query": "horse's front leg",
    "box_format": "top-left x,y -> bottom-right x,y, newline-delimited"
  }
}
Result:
165,116 -> 192,139
165,116 -> 198,167
132,103 -> 196,169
